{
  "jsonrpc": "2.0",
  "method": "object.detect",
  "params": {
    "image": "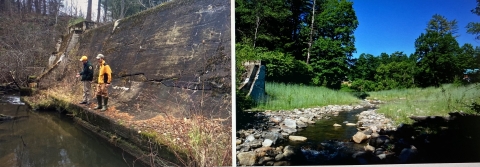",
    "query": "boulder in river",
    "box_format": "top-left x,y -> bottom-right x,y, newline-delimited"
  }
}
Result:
369,135 -> 391,148
262,139 -> 273,147
237,152 -> 256,166
289,136 -> 307,142
299,117 -> 309,123
280,125 -> 297,134
353,132 -> 368,143
364,144 -> 375,152
296,120 -> 307,128
263,132 -> 280,145
270,116 -> 283,124
246,134 -> 255,142
283,118 -> 297,129
275,153 -> 284,161
283,145 -> 296,160
250,139 -> 263,148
